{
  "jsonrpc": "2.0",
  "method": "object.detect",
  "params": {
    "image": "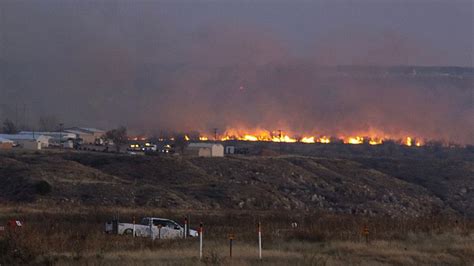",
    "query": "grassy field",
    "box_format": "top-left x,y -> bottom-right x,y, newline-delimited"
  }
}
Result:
0,204 -> 472,265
